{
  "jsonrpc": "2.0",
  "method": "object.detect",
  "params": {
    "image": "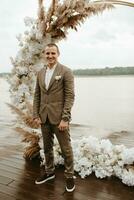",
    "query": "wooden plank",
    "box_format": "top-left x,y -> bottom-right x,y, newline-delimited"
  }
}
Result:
10,154 -> 25,160
0,163 -> 23,174
0,192 -> 15,200
0,147 -> 23,160
0,169 -> 24,181
8,176 -> 89,200
5,164 -> 92,200
0,176 -> 13,185
0,168 -> 37,182
0,159 -> 25,170
4,157 -> 25,164
75,175 -> 134,199
0,183 -> 46,200
0,159 -> 40,182
0,165 -> 38,183
0,160 -> 133,200
0,157 -> 40,172
0,183 -> 18,197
